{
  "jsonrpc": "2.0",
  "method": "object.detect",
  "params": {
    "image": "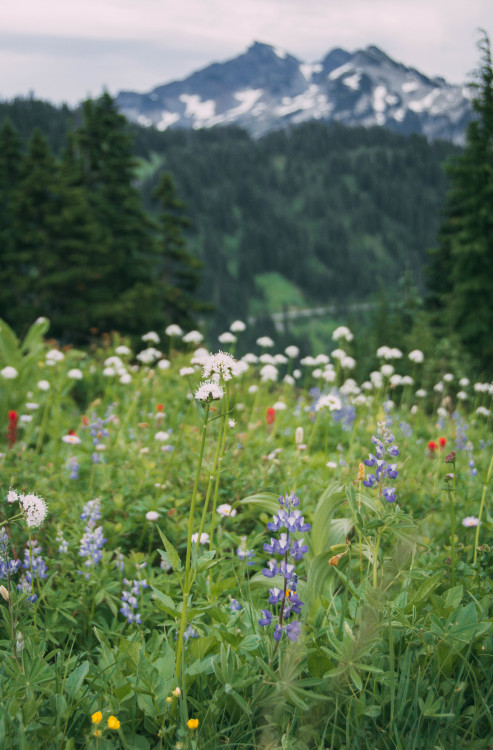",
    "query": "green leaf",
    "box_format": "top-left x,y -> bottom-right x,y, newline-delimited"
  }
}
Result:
311,482 -> 347,555
151,587 -> 178,615
409,570 -> 443,606
444,585 -> 463,610
65,661 -> 89,699
238,492 -> 280,515
156,527 -> 182,572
